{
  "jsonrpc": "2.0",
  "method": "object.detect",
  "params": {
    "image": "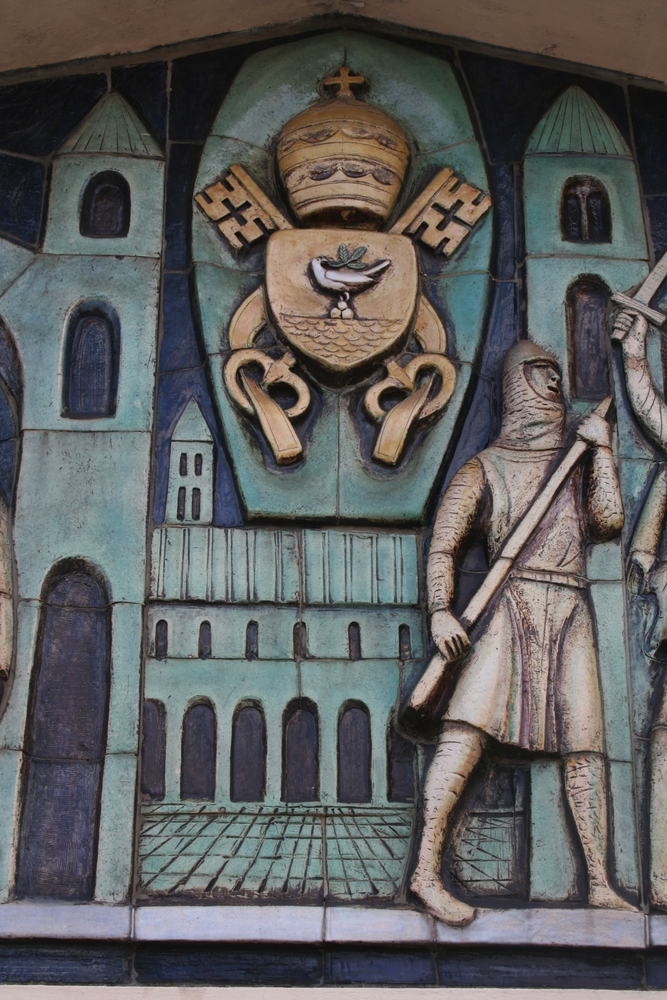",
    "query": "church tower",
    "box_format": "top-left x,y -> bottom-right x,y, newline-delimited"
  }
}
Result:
166,399 -> 214,525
